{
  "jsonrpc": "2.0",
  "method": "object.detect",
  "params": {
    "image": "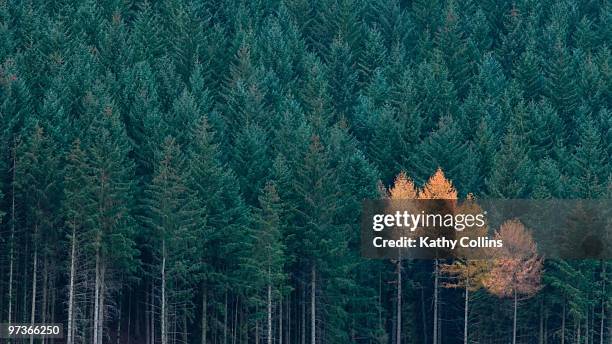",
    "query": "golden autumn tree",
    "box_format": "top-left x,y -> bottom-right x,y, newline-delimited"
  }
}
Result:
484,220 -> 542,344
386,171 -> 418,344
418,167 -> 458,344
418,167 -> 458,200
389,171 -> 418,199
